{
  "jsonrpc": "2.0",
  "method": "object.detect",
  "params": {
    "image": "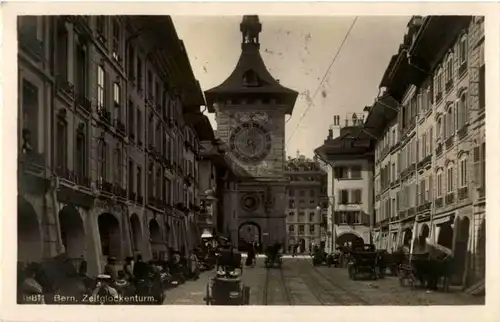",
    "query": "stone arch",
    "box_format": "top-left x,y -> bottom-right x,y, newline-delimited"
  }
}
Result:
18,196 -> 42,263
437,222 -> 454,250
98,213 -> 122,260
149,219 -> 162,260
59,205 -> 86,260
417,224 -> 430,249
402,228 -> 413,246
336,231 -> 364,248
164,222 -> 171,247
238,221 -> 261,252
129,213 -> 142,254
